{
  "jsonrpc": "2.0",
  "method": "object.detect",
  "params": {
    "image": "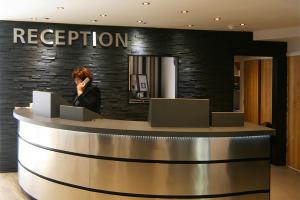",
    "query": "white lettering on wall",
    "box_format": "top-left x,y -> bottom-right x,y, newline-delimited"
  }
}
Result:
116,33 -> 128,48
55,30 -> 66,46
92,32 -> 97,47
80,31 -> 91,47
13,28 -> 128,48
13,28 -> 25,43
99,32 -> 113,47
28,29 -> 38,44
68,31 -> 79,45
40,29 -> 54,45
